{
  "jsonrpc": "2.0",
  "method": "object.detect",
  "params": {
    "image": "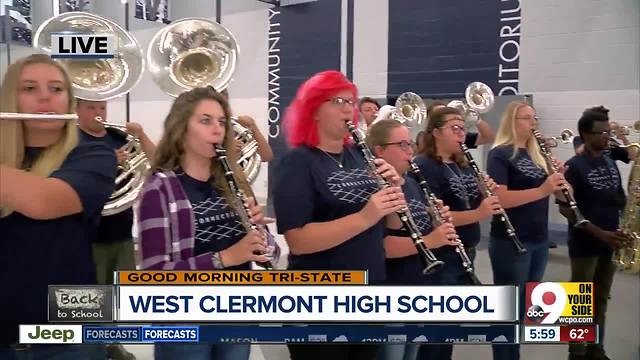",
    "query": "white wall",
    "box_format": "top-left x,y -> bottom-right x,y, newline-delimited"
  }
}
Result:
352,0 -> 388,98
520,0 -> 640,226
